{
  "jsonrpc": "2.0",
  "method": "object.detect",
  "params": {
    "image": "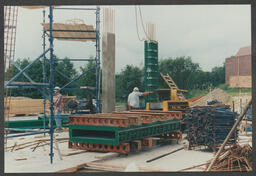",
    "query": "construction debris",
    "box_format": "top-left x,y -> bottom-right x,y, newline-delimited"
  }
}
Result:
178,163 -> 207,171
63,150 -> 87,157
206,144 -> 252,171
6,138 -> 68,152
191,88 -> 230,107
14,158 -> 28,161
183,104 -> 237,151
